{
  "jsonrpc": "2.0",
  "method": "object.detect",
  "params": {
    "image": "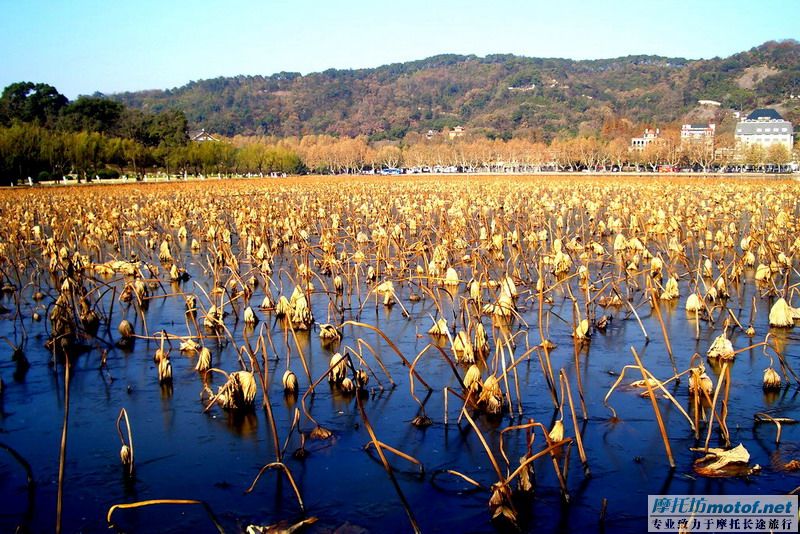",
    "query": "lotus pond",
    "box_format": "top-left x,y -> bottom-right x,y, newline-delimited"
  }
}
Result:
1,175 -> 799,533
